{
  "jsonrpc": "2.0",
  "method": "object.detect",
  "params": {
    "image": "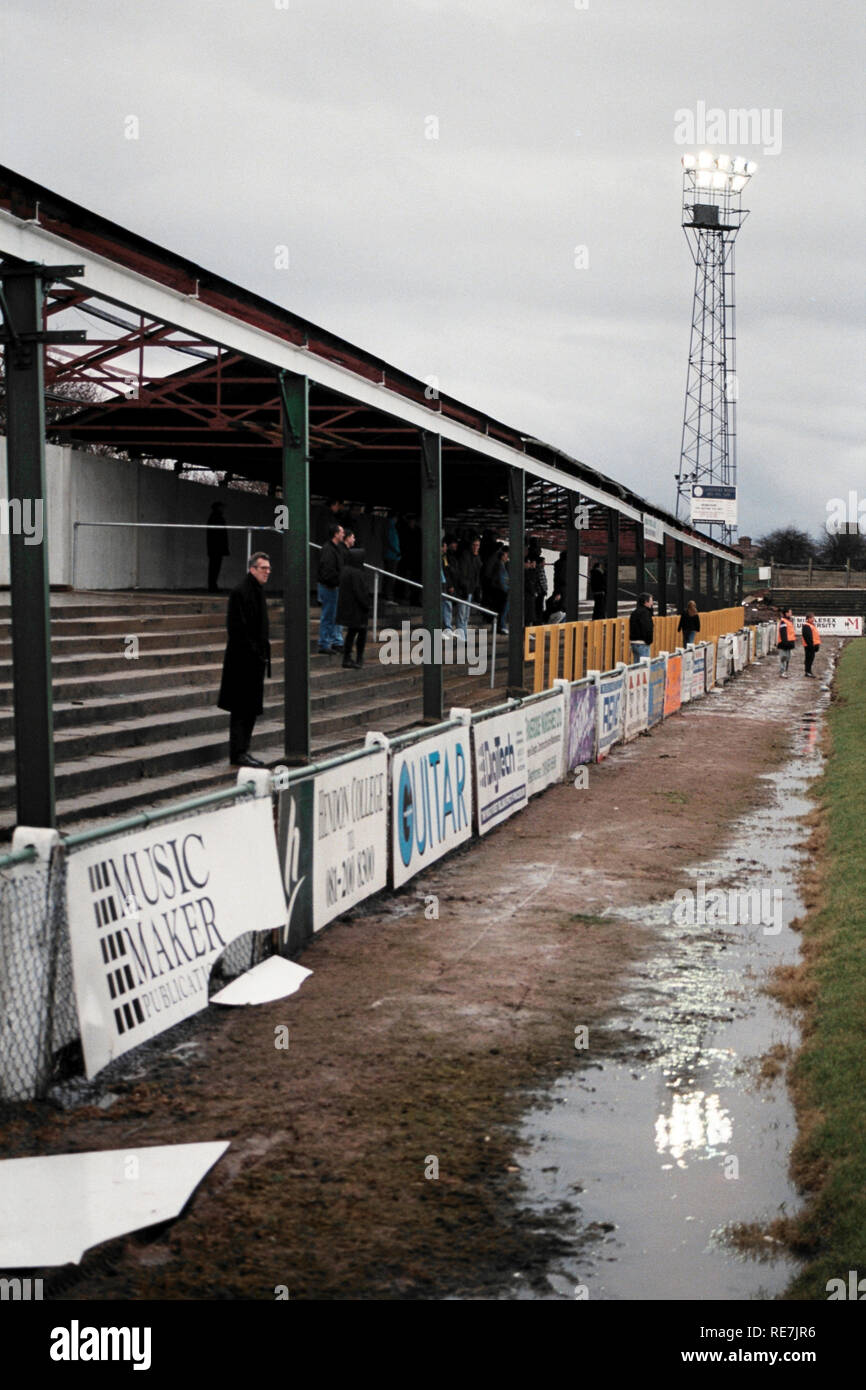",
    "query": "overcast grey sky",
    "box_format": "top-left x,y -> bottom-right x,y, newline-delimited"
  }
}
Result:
1,0 -> 864,539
